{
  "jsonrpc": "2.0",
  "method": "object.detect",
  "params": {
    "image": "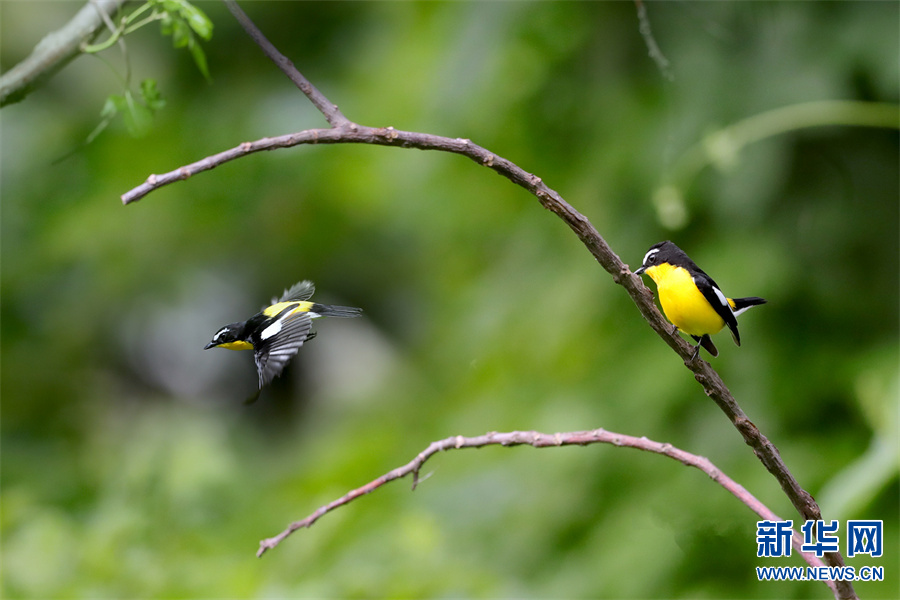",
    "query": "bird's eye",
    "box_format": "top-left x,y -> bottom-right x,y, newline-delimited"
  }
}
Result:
642,248 -> 660,266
